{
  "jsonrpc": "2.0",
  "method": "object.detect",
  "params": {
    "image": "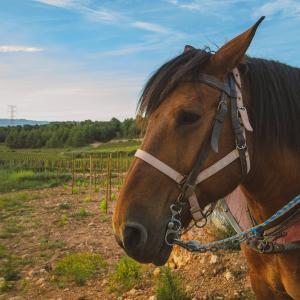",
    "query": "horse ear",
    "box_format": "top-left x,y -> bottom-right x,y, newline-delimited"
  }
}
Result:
211,16 -> 265,73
